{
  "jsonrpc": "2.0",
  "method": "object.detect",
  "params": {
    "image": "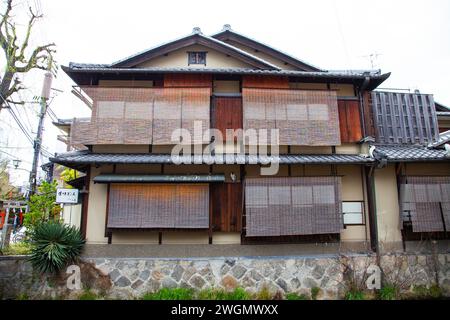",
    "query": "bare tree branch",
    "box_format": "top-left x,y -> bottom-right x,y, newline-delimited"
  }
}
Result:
17,6 -> 41,62
0,0 -> 56,112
